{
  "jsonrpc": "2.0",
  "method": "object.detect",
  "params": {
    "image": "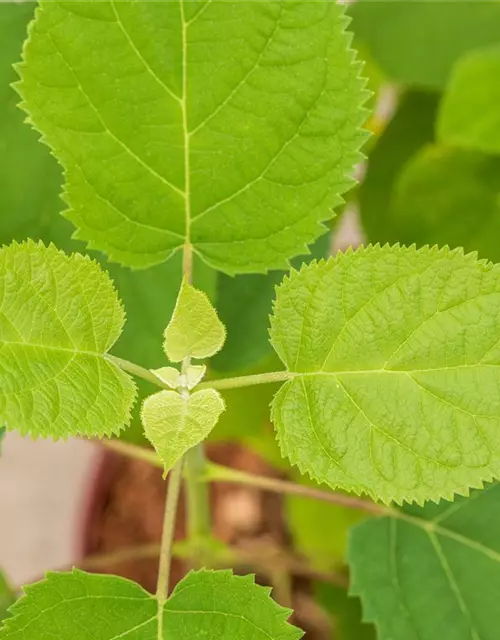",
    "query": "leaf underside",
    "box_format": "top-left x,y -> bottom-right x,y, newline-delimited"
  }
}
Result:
0,569 -> 303,639
0,241 -> 136,439
17,0 -> 367,274
141,388 -> 225,471
270,244 -> 500,504
349,483 -> 500,640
